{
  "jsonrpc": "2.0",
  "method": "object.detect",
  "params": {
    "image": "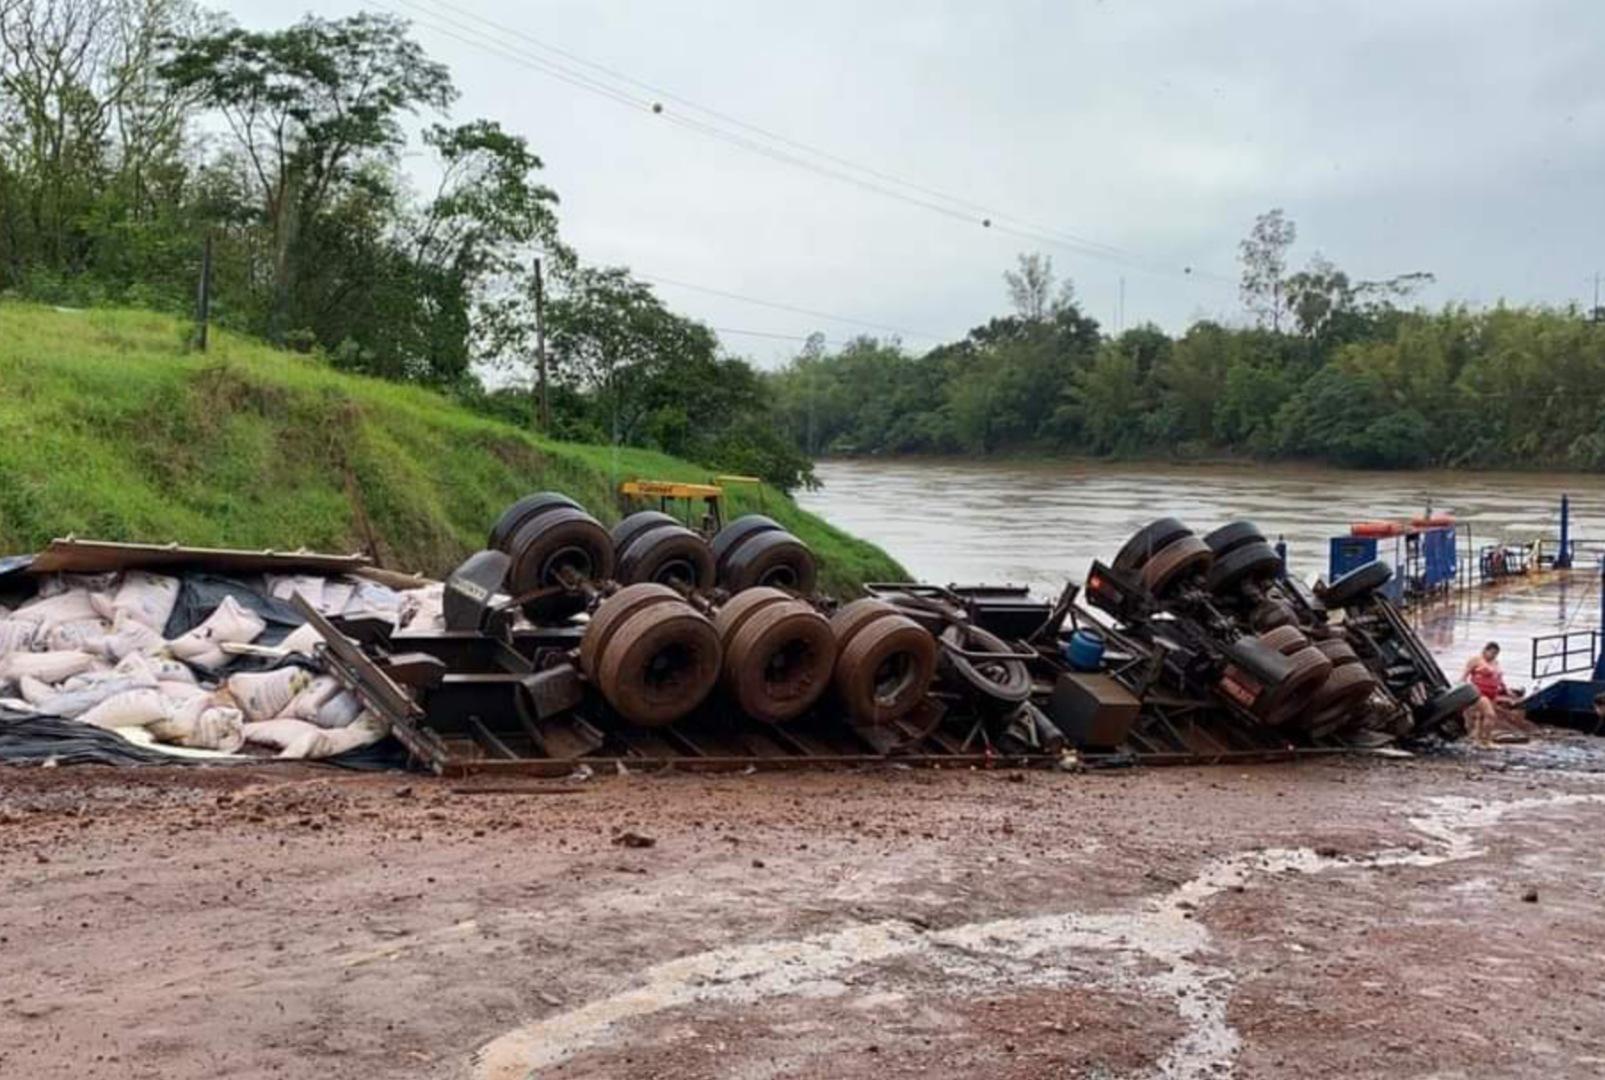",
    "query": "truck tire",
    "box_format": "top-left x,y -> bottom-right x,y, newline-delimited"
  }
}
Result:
1321,561 -> 1393,608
